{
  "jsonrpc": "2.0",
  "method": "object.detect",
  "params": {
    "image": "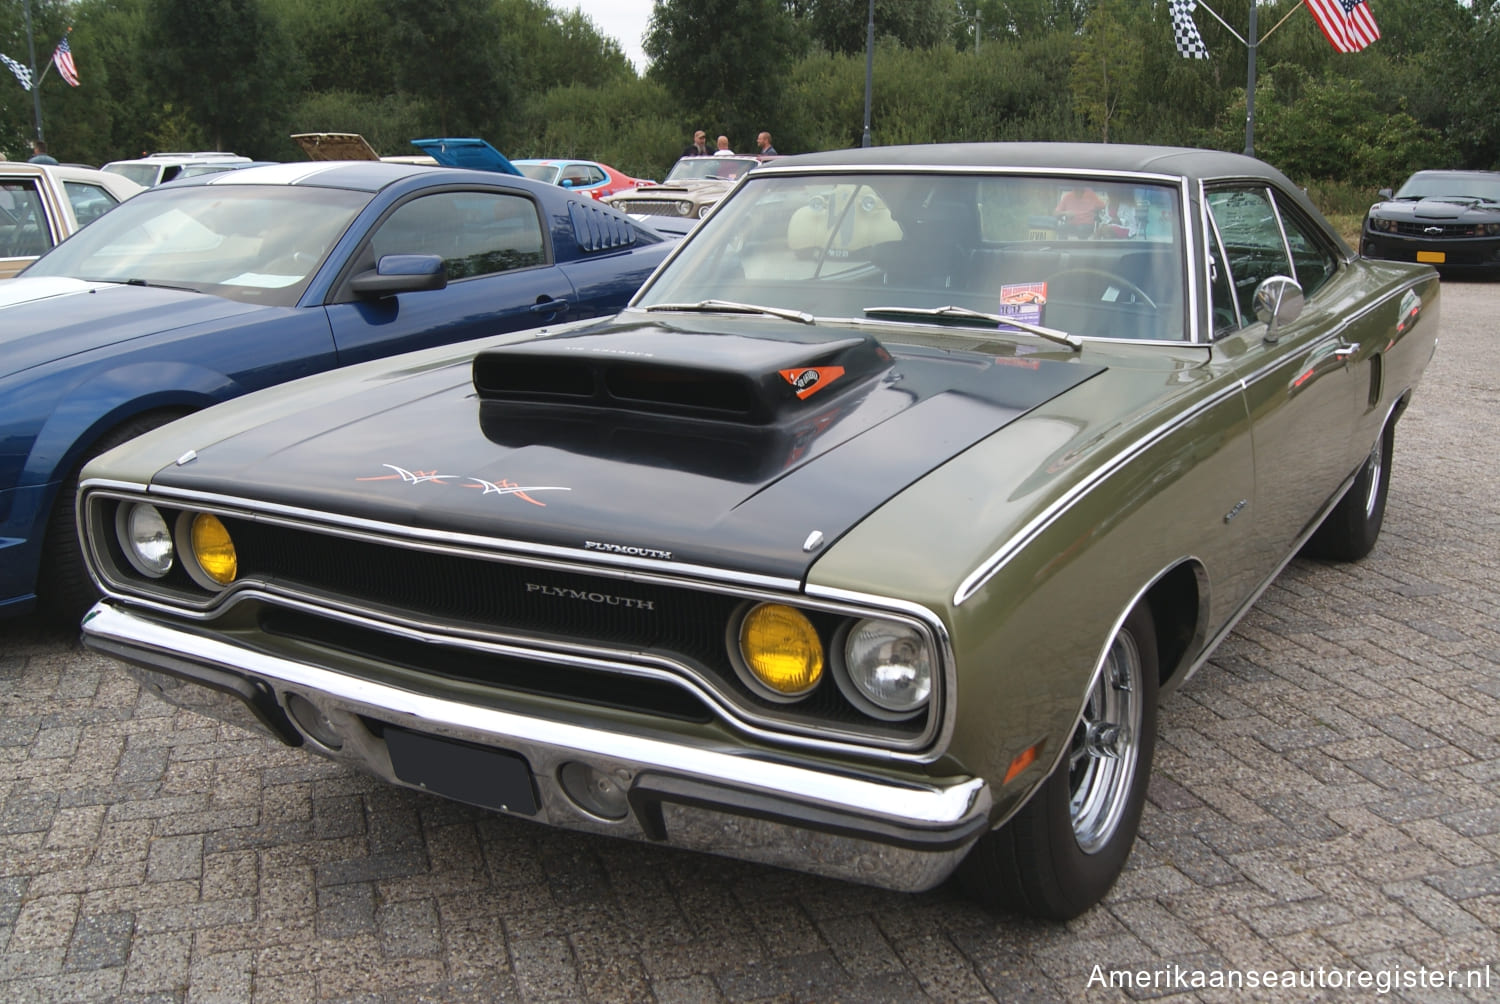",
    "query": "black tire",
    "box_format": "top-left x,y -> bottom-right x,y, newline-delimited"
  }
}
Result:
37,411 -> 185,628
1302,424 -> 1393,562
957,603 -> 1159,920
